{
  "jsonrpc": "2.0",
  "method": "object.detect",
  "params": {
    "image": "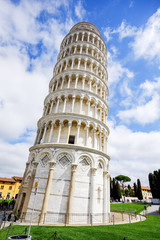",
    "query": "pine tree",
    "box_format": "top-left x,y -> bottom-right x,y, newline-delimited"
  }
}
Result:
137,179 -> 143,200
